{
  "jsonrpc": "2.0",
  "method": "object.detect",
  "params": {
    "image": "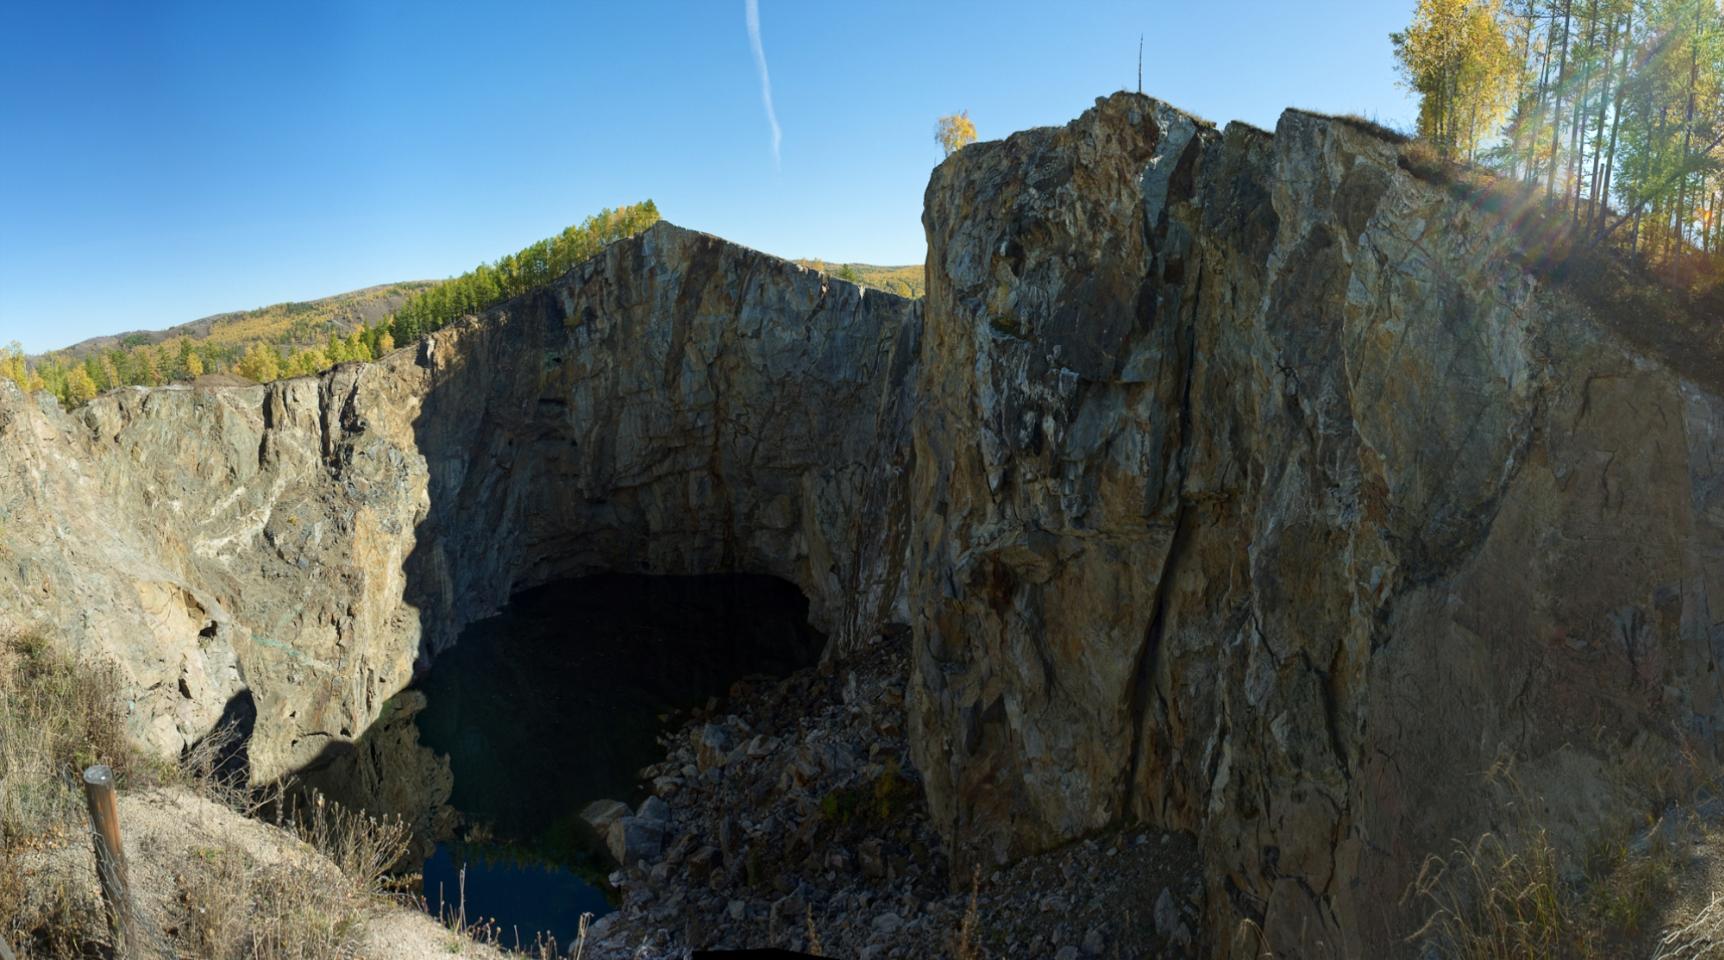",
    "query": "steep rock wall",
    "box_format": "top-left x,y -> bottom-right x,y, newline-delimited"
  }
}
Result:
0,223 -> 920,784
911,93 -> 1724,955
5,92 -> 1722,957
